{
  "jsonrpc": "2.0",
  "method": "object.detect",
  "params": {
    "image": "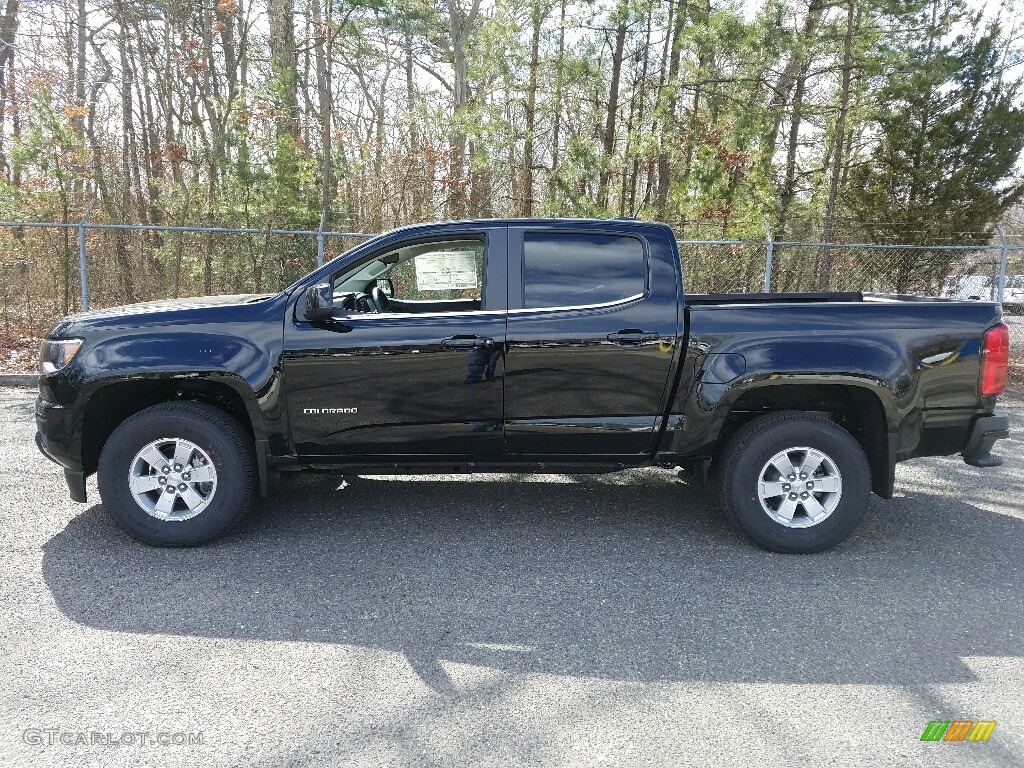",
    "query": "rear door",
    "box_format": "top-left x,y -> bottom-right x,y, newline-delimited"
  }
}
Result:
503,224 -> 680,456
283,225 -> 507,458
